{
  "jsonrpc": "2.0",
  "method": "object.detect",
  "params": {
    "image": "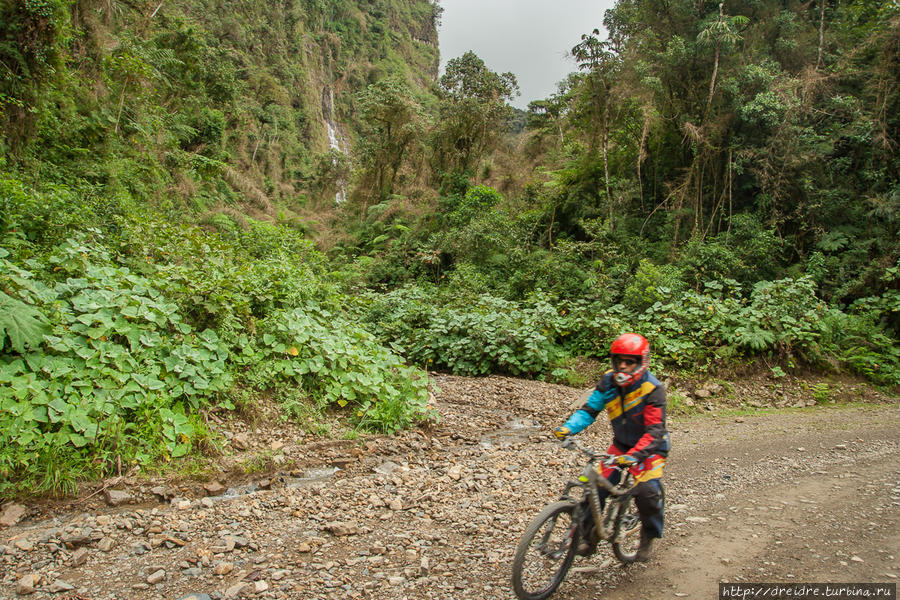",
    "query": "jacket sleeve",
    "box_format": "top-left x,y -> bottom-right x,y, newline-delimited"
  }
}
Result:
626,385 -> 668,461
562,387 -> 617,435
